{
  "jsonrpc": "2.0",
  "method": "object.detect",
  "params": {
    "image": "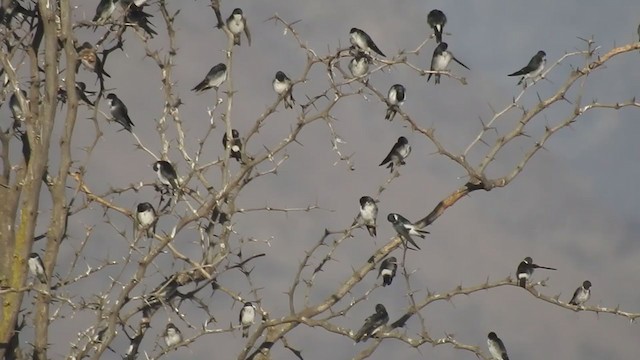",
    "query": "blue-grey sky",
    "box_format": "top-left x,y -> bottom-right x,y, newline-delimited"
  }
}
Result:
5,0 -> 640,359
